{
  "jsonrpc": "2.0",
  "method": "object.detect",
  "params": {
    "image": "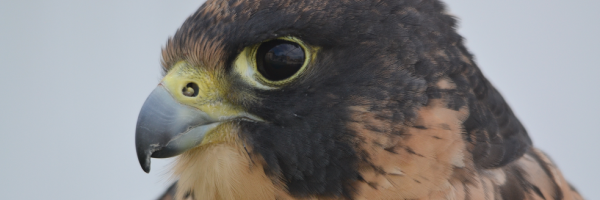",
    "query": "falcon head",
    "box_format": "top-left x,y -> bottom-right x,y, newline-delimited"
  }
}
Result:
135,0 -> 532,199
